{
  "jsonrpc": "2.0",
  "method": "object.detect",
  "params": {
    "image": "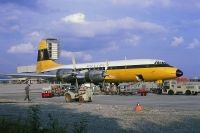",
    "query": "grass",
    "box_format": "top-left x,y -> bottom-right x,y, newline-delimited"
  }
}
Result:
0,105 -> 88,133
